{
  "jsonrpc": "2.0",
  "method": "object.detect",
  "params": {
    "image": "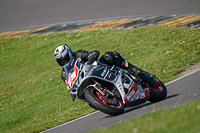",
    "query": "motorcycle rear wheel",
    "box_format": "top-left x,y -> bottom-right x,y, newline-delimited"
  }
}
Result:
84,87 -> 124,115
147,77 -> 167,103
